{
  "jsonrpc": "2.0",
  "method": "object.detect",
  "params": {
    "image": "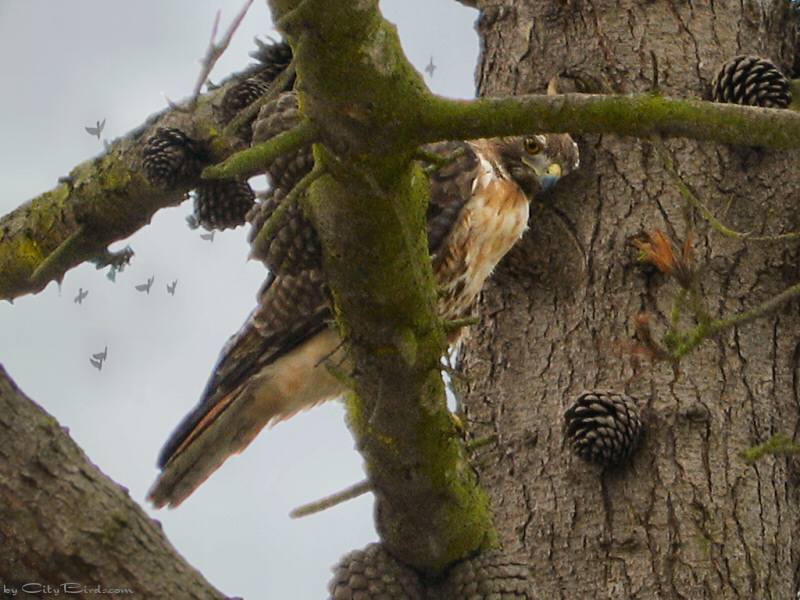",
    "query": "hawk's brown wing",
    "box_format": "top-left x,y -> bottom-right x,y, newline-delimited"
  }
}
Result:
156,271 -> 330,466
150,143 -> 483,508
149,270 -> 335,507
424,141 -> 480,255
